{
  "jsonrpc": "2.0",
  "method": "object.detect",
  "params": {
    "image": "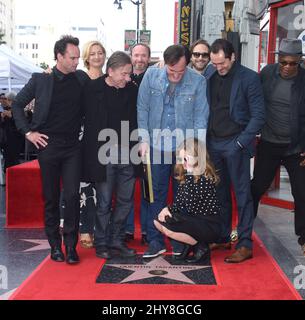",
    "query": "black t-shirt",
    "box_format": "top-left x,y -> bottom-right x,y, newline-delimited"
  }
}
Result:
42,69 -> 82,139
208,63 -> 241,138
